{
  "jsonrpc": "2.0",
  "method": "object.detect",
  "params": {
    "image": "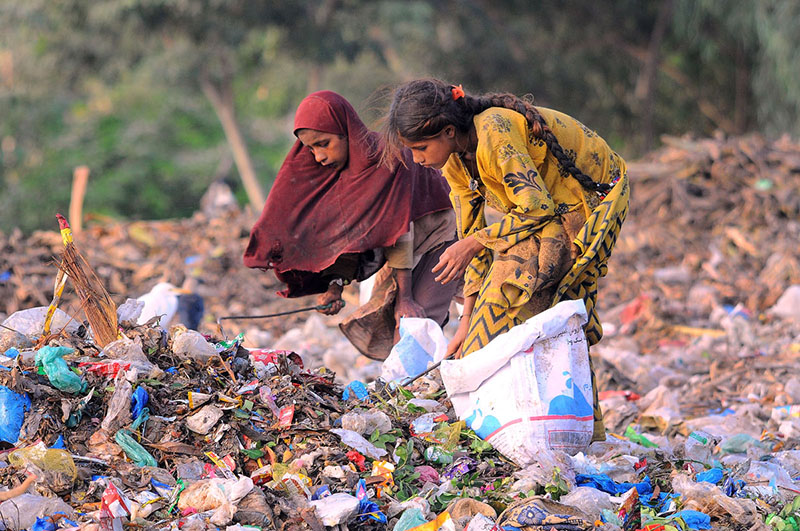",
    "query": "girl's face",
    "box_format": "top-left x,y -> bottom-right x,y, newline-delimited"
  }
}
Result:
399,125 -> 458,170
296,129 -> 349,170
